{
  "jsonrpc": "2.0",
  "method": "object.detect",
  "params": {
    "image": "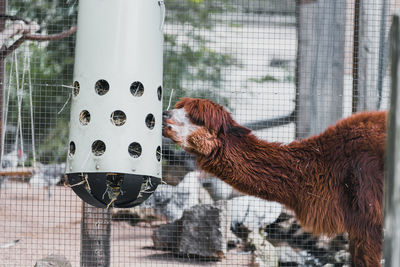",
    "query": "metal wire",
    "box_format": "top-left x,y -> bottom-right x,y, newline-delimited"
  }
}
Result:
0,1 -> 394,266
